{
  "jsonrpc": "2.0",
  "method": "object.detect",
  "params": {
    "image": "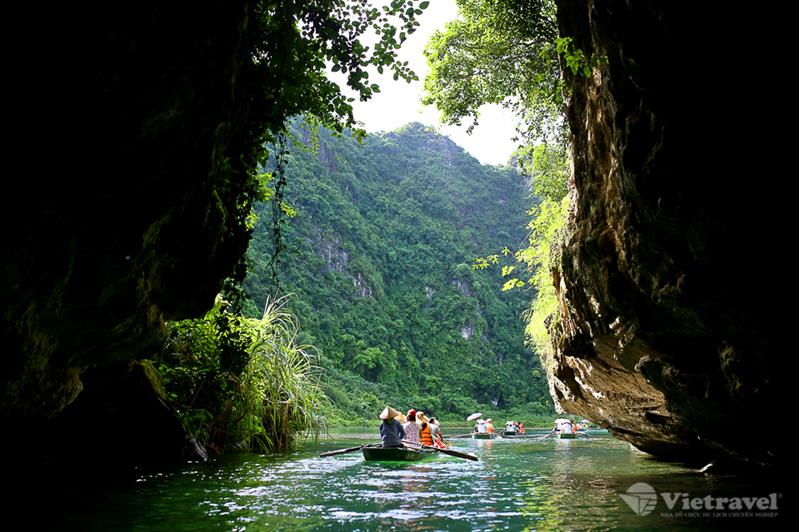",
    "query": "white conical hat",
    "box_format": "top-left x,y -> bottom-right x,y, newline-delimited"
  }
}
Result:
380,406 -> 401,420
